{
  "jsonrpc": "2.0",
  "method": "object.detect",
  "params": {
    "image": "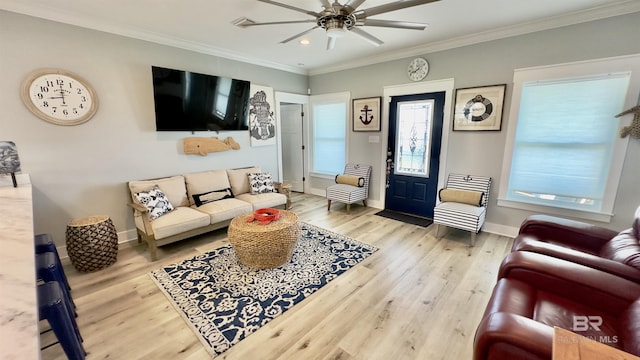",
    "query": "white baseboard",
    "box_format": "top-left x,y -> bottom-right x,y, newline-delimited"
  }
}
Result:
482,222 -> 519,238
57,207 -> 518,260
310,187 -> 384,210
313,186 -> 516,237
